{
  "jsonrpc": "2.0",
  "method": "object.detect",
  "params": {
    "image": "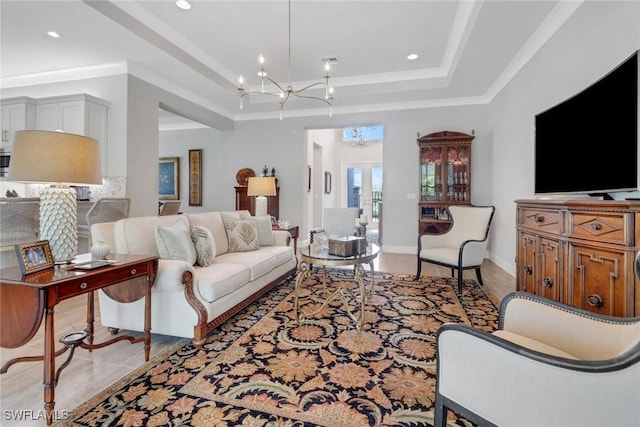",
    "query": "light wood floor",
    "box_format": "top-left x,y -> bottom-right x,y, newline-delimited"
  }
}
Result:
0,253 -> 515,426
